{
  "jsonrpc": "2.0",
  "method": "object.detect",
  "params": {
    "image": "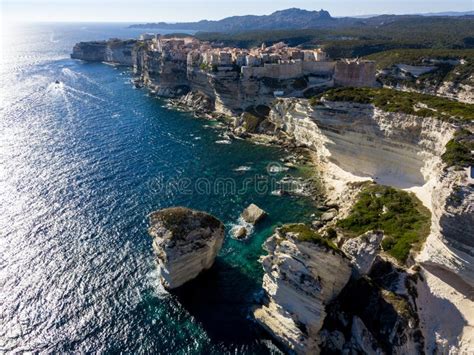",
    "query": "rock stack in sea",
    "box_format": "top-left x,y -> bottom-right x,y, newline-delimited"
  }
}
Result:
241,203 -> 267,224
148,207 -> 225,289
